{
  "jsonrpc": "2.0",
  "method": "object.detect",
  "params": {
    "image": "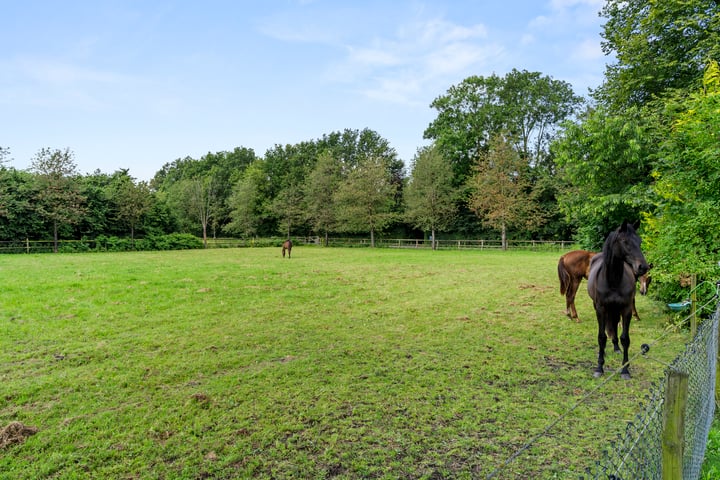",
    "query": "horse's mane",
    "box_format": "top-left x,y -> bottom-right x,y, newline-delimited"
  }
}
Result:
601,229 -> 619,267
